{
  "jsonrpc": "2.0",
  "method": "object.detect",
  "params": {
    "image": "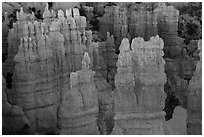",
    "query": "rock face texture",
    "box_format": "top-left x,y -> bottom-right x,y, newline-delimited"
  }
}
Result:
8,26 -> 60,134
98,5 -> 128,52
94,42 -> 108,80
2,76 -> 30,134
187,40 -> 202,135
164,59 -> 189,108
2,12 -> 10,62
153,3 -> 198,113
58,52 -> 100,135
129,4 -> 158,41
154,3 -> 179,47
3,6 -> 93,134
92,44 -> 115,134
98,32 -> 118,89
112,36 -> 167,135
3,2 -> 202,135
3,8 -> 36,77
